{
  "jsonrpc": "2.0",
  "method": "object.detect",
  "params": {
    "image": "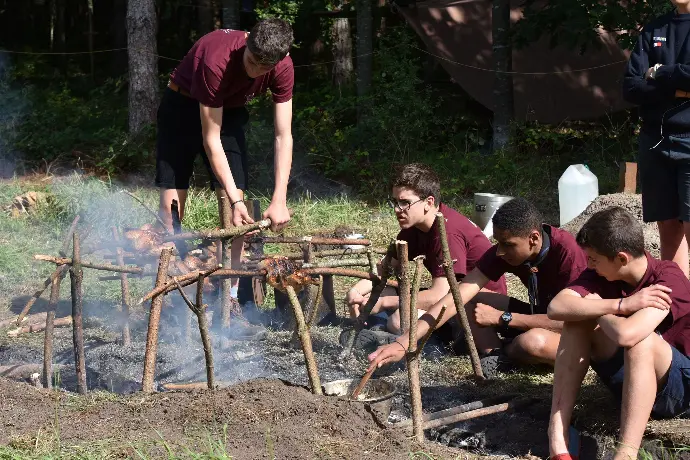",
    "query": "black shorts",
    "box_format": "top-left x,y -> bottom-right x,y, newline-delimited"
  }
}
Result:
155,87 -> 249,191
638,130 -> 690,223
